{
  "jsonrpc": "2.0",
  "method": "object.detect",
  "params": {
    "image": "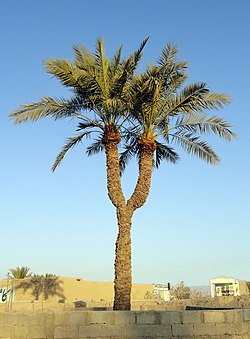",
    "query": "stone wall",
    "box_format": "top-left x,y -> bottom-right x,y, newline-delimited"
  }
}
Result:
0,309 -> 250,338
